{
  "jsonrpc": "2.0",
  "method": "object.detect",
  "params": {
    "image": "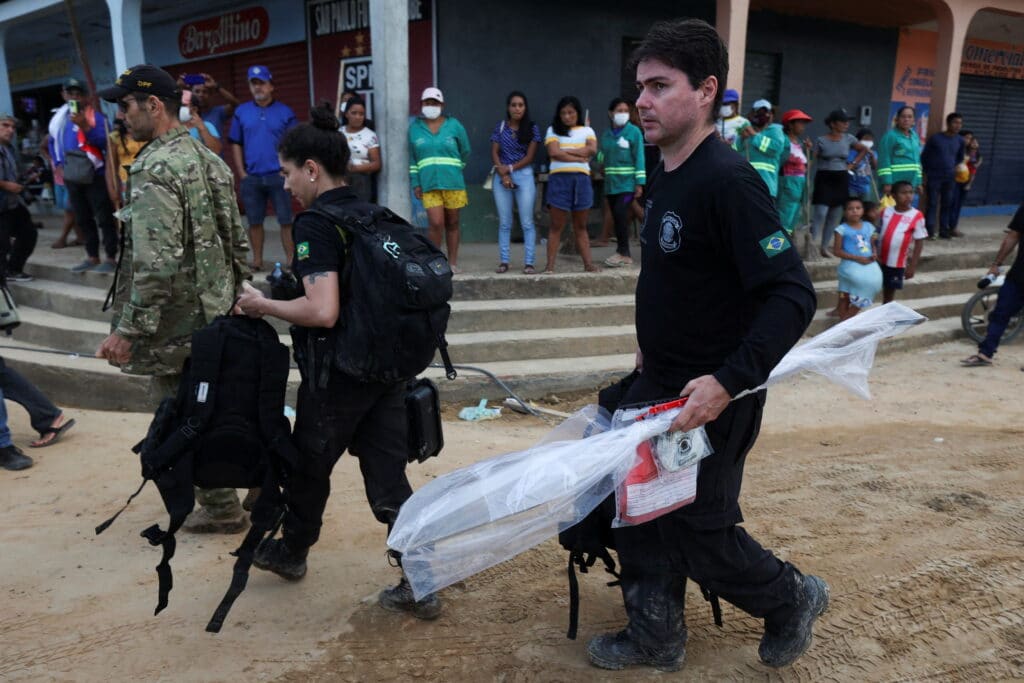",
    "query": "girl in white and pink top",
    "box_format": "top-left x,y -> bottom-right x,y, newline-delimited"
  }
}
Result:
878,182 -> 927,302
